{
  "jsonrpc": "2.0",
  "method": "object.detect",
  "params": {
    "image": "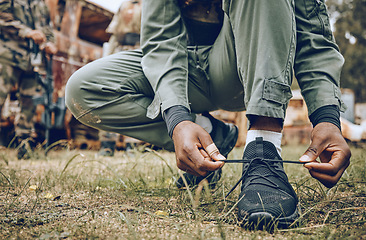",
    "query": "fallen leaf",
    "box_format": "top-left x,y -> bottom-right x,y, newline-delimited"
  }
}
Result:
29,185 -> 39,191
44,193 -> 54,199
155,210 -> 169,217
